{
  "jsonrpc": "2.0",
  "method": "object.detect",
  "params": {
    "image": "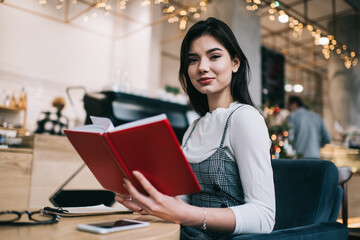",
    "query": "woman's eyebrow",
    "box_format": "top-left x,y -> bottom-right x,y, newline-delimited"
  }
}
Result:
188,52 -> 198,57
188,48 -> 223,56
207,47 -> 223,54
